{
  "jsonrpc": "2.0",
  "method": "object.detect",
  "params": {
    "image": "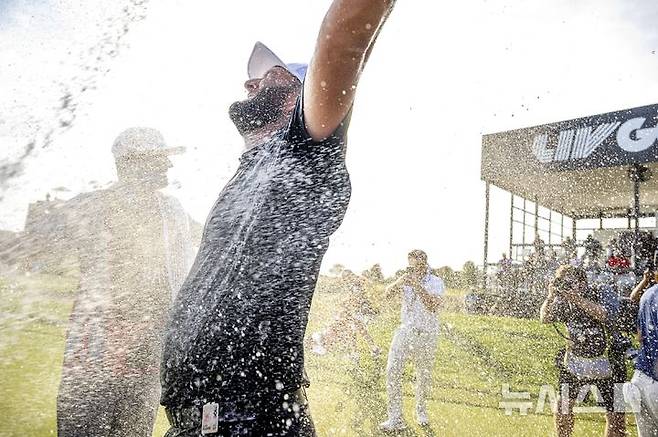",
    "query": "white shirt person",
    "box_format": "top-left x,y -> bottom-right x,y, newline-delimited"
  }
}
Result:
400,272 -> 445,333
381,250 -> 444,431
